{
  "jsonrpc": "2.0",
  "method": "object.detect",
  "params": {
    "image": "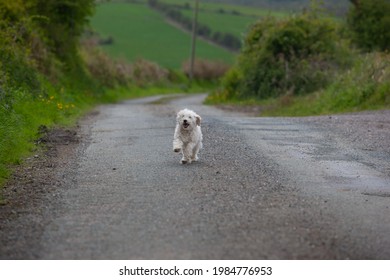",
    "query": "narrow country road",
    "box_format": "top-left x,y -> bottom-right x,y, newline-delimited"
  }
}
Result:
1,94 -> 390,259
